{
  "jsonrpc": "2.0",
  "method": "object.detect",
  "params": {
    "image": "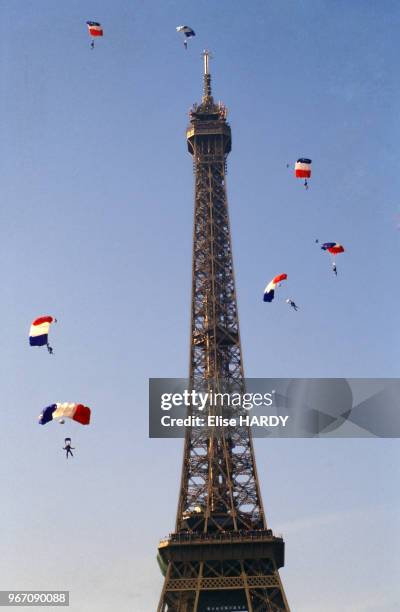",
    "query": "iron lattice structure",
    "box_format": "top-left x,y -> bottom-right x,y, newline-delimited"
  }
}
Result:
157,52 -> 290,612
